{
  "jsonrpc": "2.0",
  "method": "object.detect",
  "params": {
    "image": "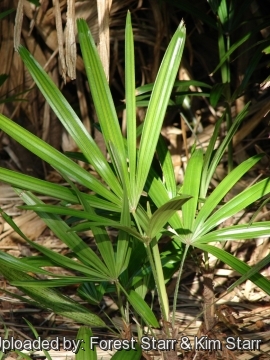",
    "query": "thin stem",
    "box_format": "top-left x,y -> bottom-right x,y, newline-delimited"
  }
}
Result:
115,280 -> 126,320
145,241 -> 169,324
132,210 -> 169,323
151,238 -> 170,321
172,244 -> 189,327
